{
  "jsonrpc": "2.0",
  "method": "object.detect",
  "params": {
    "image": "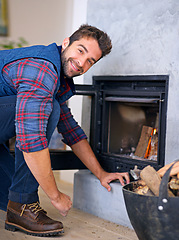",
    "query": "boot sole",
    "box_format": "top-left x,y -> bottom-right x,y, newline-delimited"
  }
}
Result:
5,222 -> 64,237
